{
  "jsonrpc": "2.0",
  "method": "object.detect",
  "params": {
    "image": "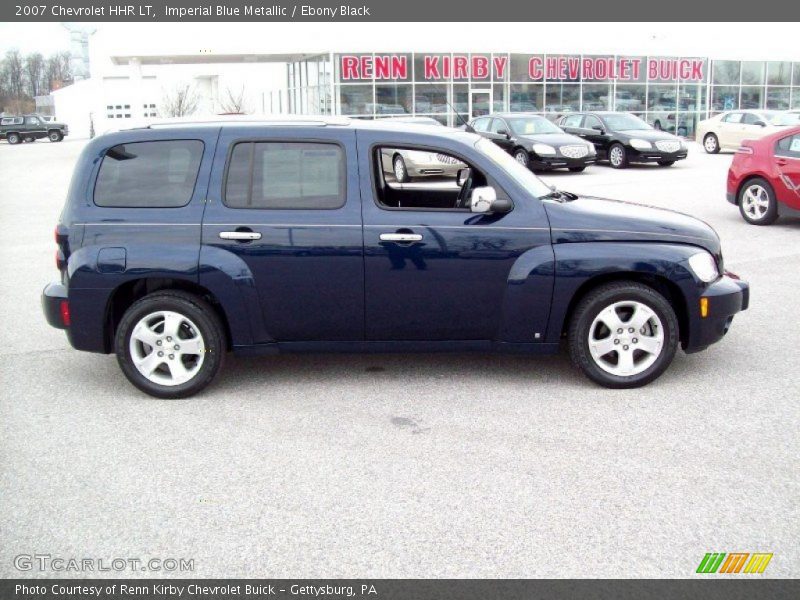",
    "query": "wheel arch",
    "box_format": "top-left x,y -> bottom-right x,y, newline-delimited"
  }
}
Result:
104,278 -> 233,353
735,173 -> 774,205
